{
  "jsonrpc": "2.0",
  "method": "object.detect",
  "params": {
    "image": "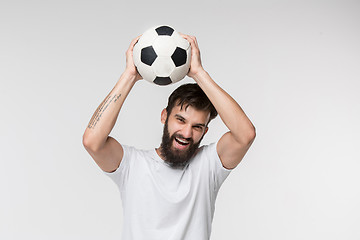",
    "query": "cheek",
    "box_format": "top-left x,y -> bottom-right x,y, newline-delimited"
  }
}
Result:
193,131 -> 205,143
167,123 -> 179,136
